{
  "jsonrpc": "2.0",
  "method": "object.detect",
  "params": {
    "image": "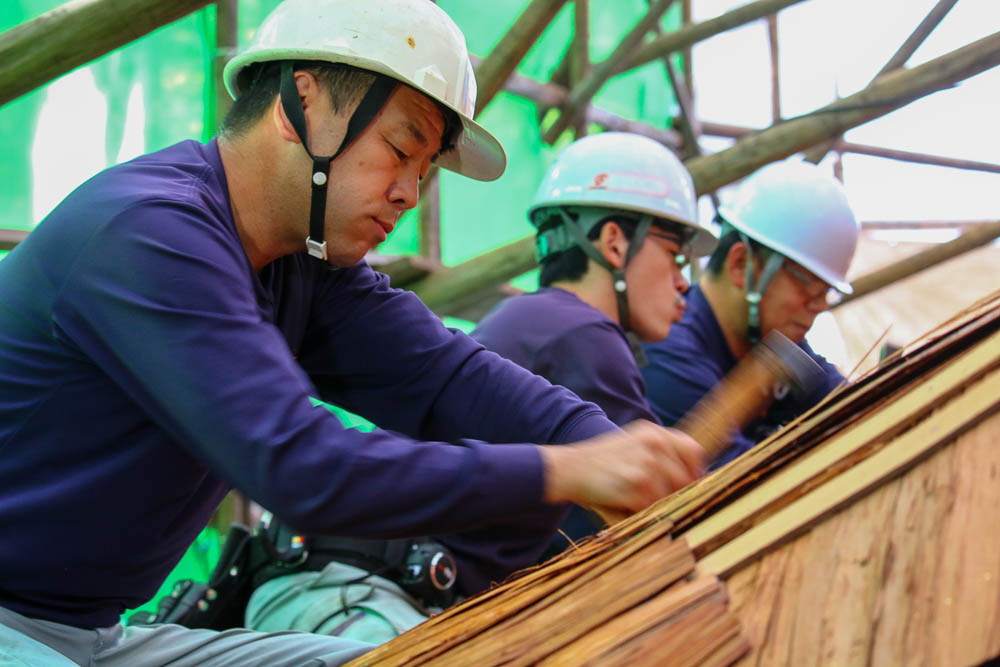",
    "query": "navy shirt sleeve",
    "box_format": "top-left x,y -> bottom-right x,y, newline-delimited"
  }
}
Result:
298,264 -> 615,447
50,200 -> 573,539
